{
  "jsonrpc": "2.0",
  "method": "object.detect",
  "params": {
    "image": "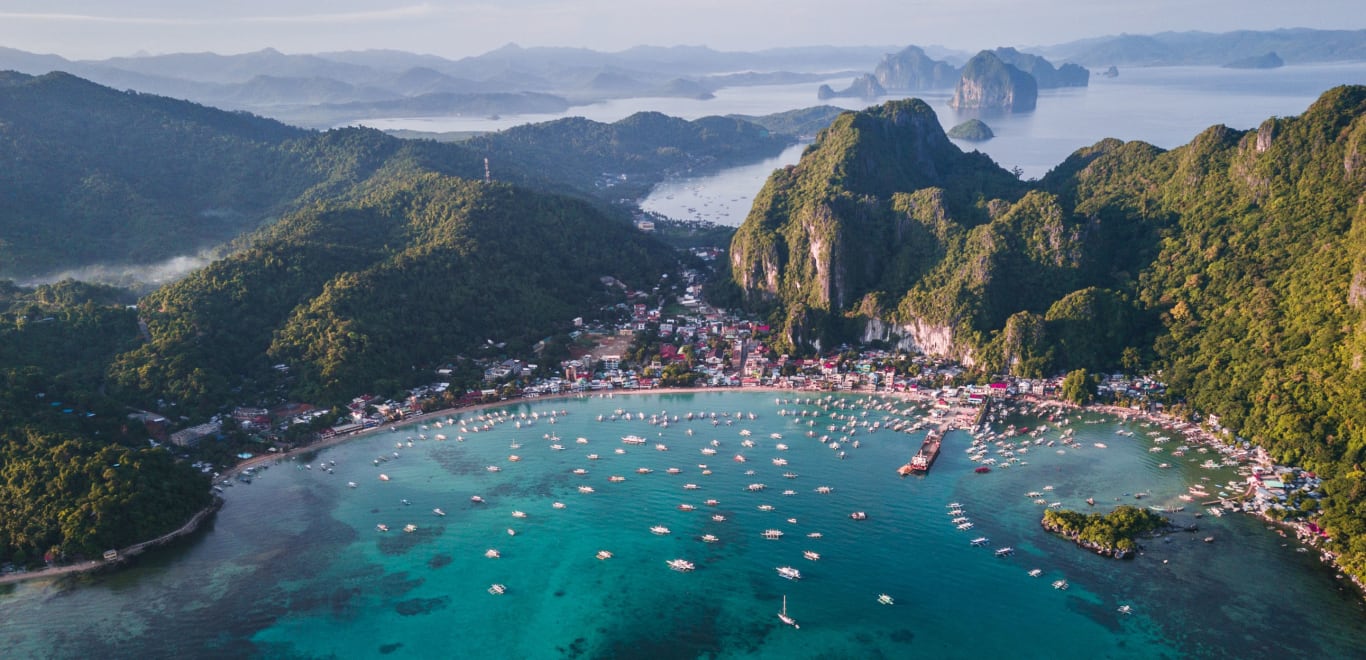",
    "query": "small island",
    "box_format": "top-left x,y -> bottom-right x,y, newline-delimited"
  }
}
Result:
947,118 -> 994,141
1041,505 -> 1169,558
950,50 -> 1037,113
817,74 -> 886,101
1224,51 -> 1285,69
